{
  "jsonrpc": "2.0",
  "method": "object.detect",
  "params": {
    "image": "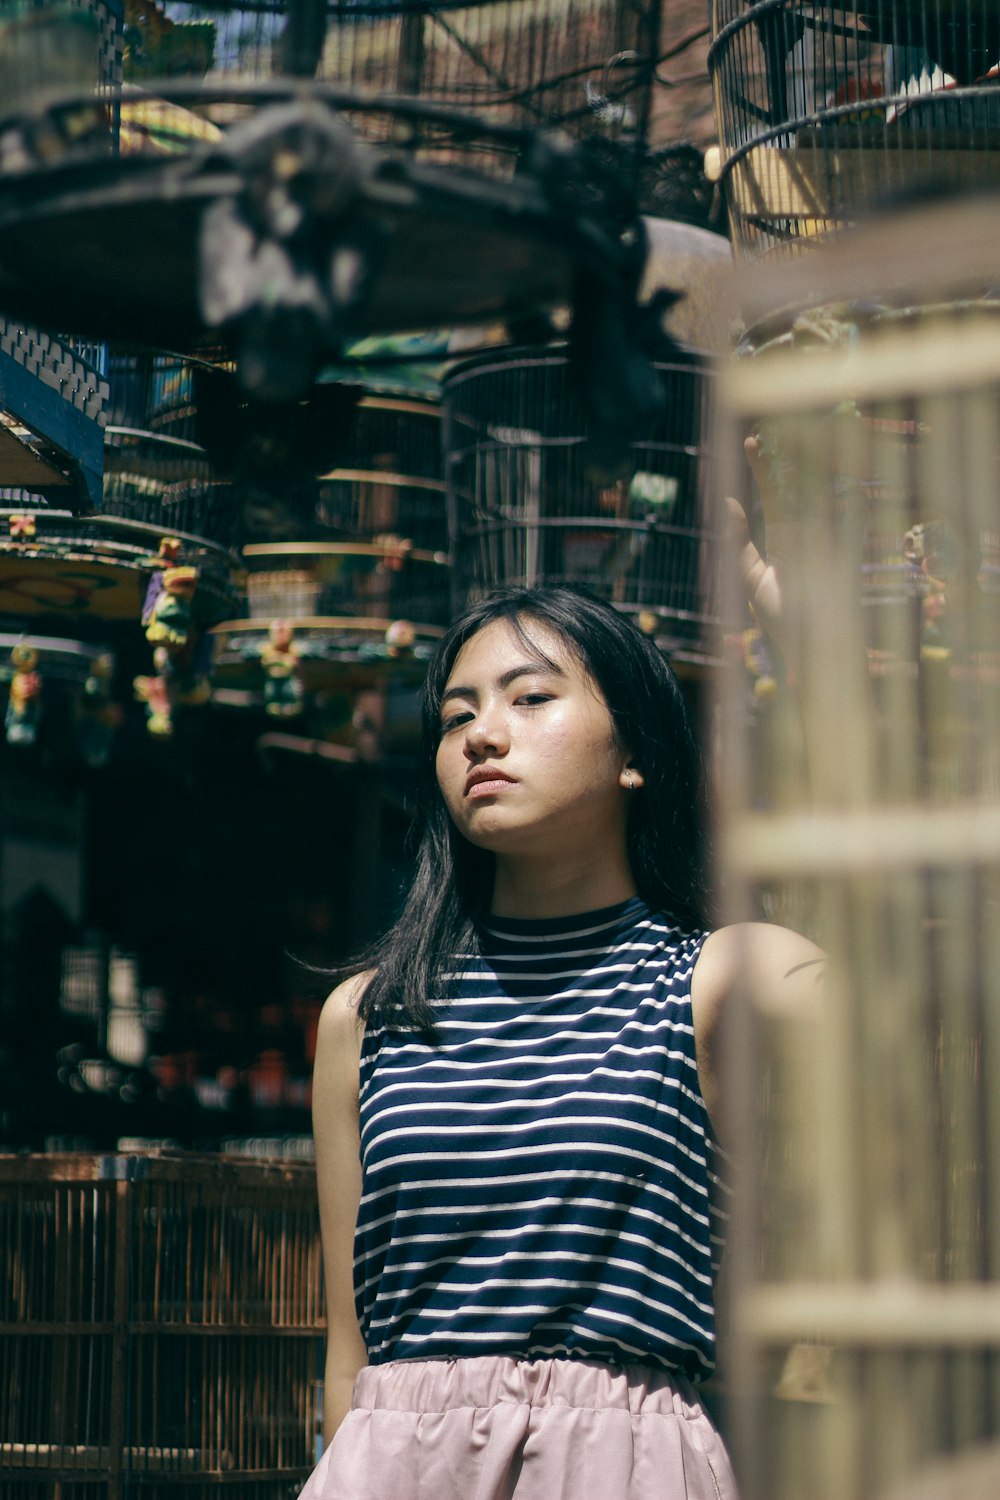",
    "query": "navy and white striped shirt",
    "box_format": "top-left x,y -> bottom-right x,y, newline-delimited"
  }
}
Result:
354,897 -> 729,1380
